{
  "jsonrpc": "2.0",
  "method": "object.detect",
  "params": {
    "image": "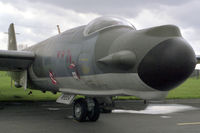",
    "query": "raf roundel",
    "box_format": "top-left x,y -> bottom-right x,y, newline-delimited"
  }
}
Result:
49,71 -> 57,85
